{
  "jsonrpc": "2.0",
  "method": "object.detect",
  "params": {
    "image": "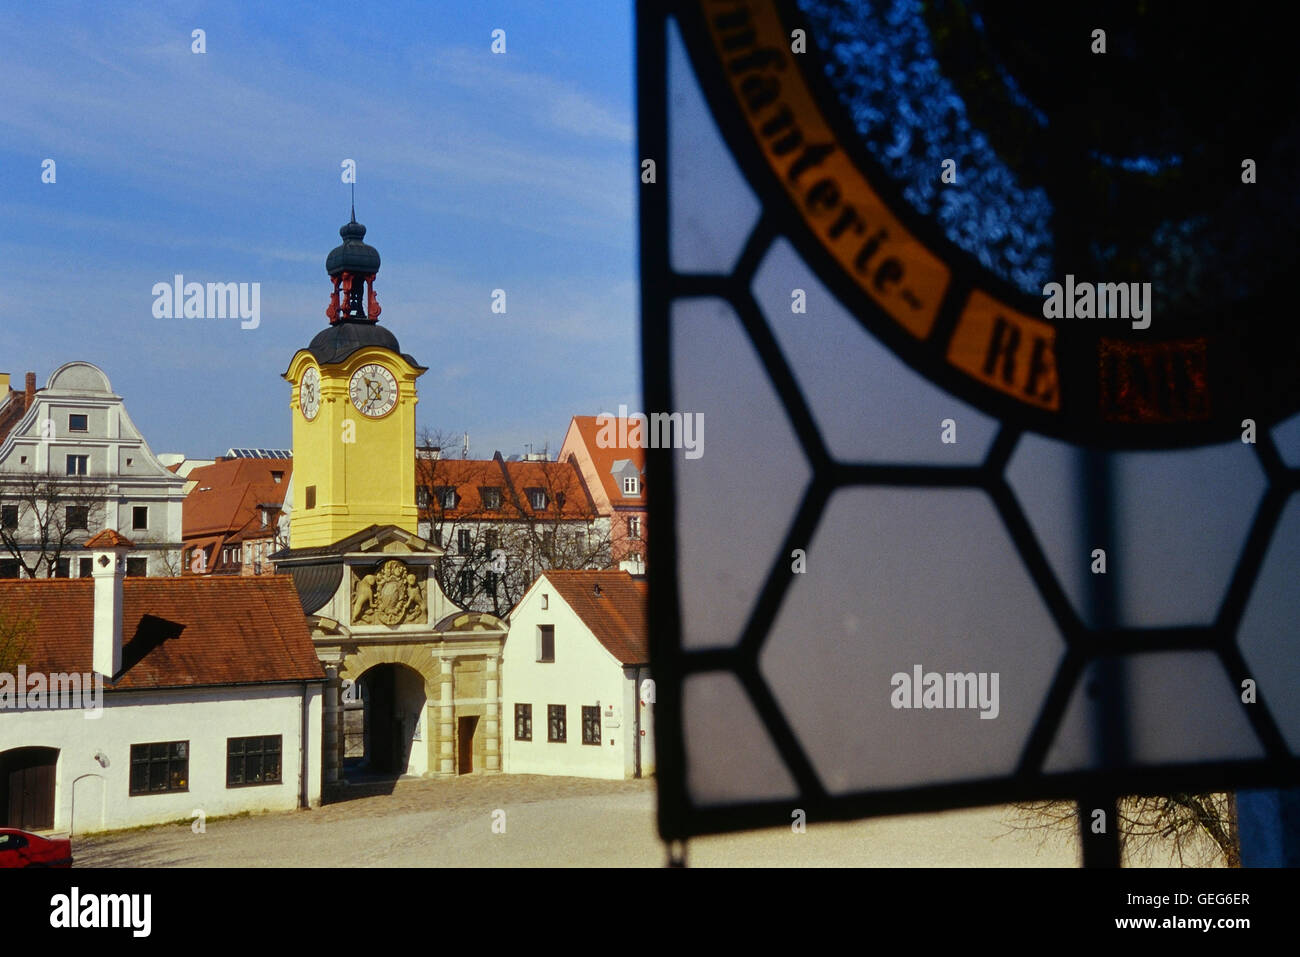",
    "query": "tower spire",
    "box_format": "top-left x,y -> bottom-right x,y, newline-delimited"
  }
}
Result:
325,211 -> 381,324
